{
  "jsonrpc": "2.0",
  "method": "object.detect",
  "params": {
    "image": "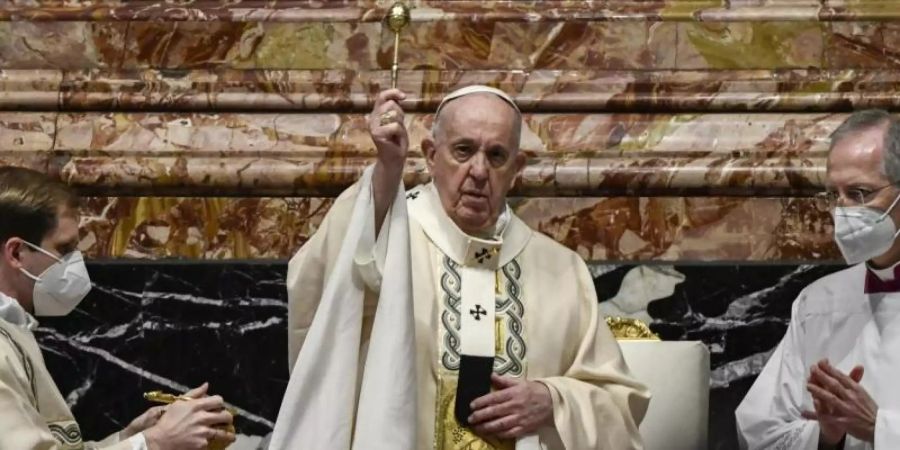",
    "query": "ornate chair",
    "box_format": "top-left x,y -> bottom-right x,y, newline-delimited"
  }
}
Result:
607,317 -> 710,450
